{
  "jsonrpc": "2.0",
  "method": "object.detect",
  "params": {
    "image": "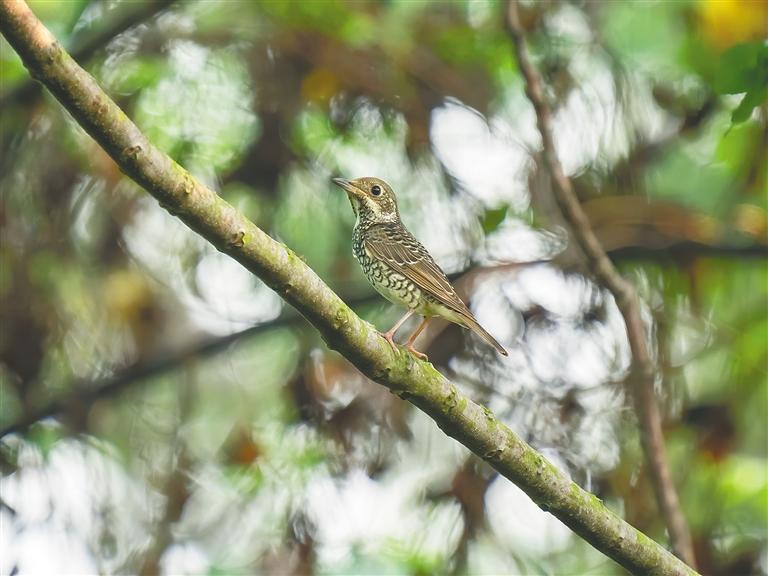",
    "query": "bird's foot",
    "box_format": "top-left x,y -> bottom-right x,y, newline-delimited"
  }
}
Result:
380,330 -> 399,355
405,343 -> 428,361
